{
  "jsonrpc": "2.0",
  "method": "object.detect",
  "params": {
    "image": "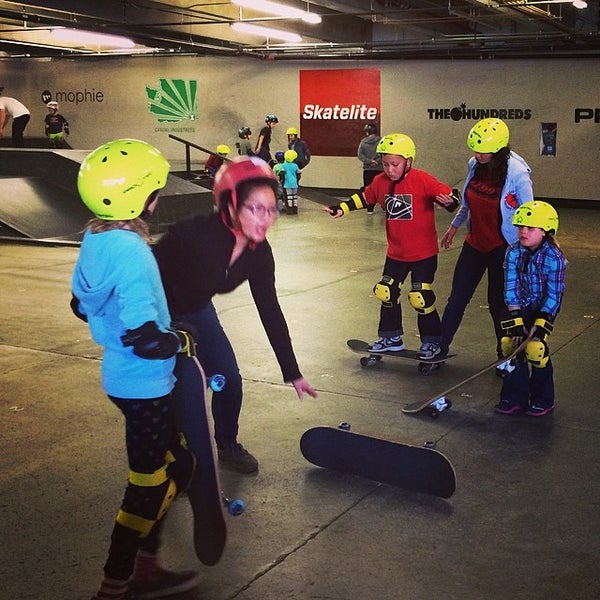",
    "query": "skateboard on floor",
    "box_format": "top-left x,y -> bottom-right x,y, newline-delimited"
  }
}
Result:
347,339 -> 456,375
402,339 -> 530,418
300,424 -> 456,498
171,354 -> 244,566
